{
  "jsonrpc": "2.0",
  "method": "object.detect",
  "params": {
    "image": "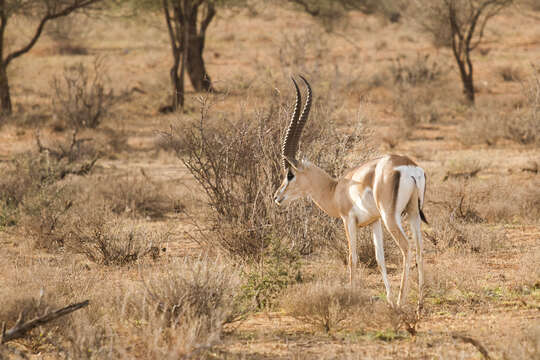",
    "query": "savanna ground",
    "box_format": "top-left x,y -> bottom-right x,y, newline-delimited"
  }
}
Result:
0,2 -> 539,359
